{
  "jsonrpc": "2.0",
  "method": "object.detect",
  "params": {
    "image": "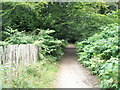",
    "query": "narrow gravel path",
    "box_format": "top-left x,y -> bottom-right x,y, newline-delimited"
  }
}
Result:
55,44 -> 99,88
